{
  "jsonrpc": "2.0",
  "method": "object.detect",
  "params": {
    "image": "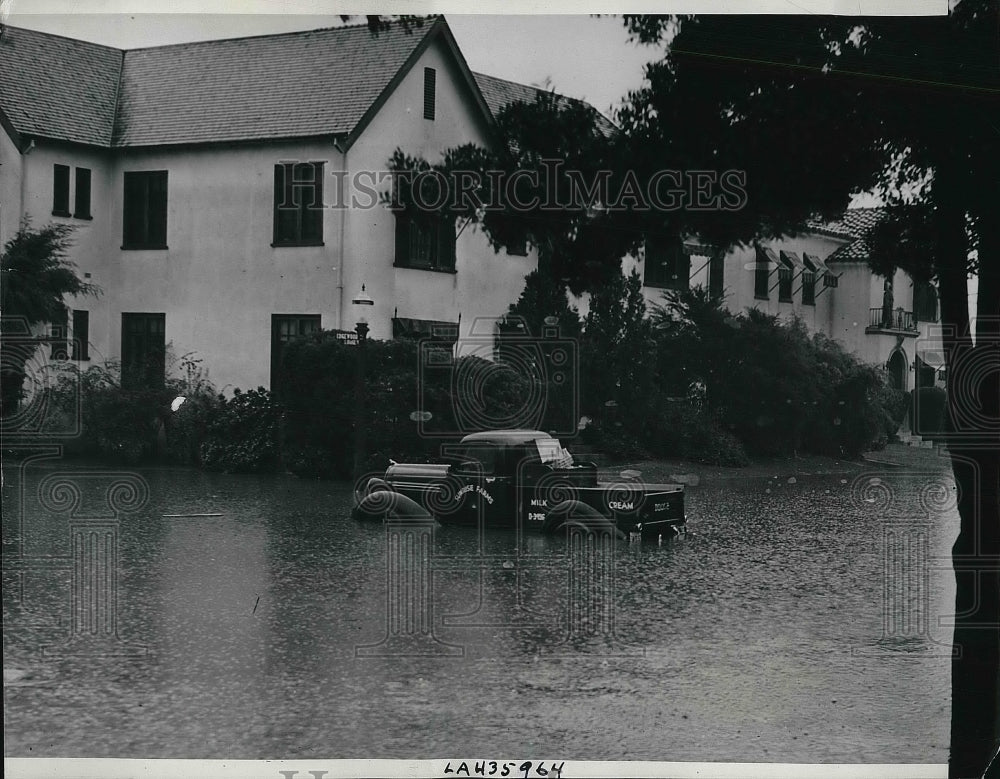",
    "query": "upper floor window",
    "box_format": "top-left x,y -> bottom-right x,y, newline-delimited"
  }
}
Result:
123,171 -> 168,249
394,209 -> 456,272
644,234 -> 690,290
754,245 -> 779,299
74,168 -> 92,219
52,165 -> 93,219
423,67 -> 436,120
777,266 -> 793,302
52,164 -> 71,216
273,162 -> 324,246
801,271 -> 816,306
